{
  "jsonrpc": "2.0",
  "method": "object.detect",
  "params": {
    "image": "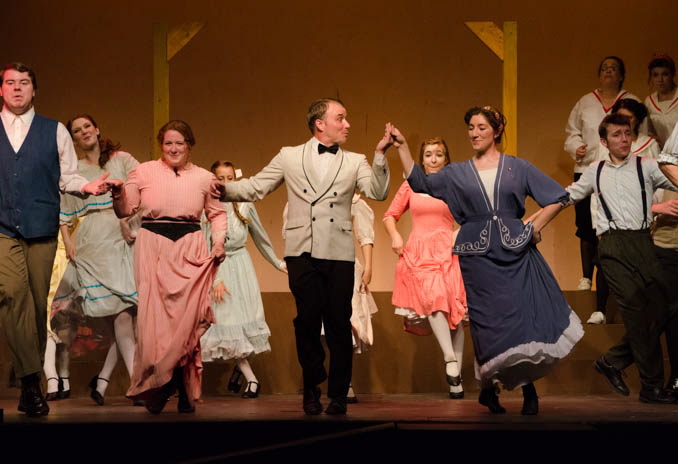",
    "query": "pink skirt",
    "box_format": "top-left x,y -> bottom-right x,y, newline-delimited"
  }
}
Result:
127,228 -> 216,400
392,229 -> 467,329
